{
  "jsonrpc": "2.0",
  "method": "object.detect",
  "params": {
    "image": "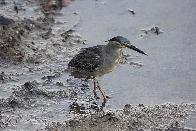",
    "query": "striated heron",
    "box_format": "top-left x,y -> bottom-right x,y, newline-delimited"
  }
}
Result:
68,36 -> 147,101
